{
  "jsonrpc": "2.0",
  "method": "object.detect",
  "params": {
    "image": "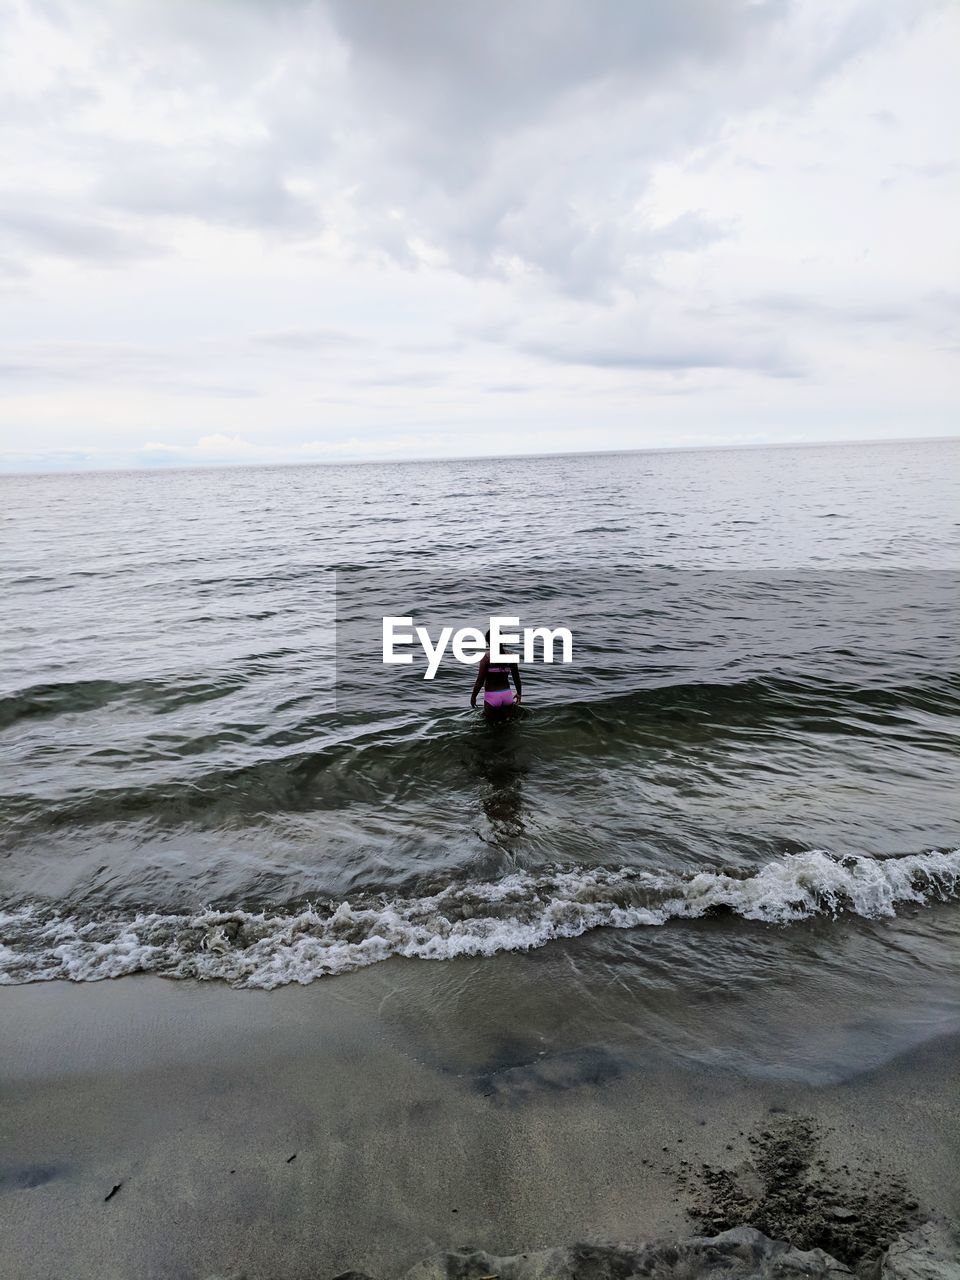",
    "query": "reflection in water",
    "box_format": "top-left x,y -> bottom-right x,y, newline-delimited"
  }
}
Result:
472,713 -> 528,847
